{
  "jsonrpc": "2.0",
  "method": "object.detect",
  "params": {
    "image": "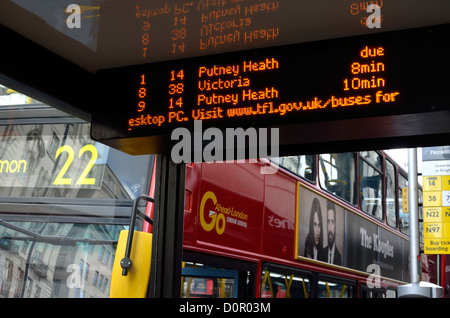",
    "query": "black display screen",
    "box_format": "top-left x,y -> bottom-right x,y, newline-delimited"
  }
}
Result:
91,24 -> 449,154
